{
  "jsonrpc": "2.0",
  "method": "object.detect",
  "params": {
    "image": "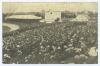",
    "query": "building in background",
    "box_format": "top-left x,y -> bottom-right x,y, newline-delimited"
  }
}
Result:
40,10 -> 62,23
44,10 -> 62,23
